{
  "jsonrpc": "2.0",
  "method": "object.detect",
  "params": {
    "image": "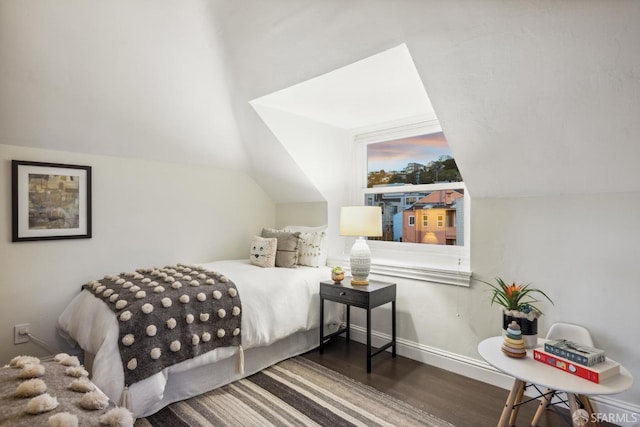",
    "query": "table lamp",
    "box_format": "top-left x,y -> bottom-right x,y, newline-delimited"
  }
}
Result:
339,206 -> 382,285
